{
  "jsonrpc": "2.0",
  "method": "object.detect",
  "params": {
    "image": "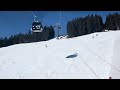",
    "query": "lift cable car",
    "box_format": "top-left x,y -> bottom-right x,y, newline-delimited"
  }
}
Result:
31,13 -> 43,33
